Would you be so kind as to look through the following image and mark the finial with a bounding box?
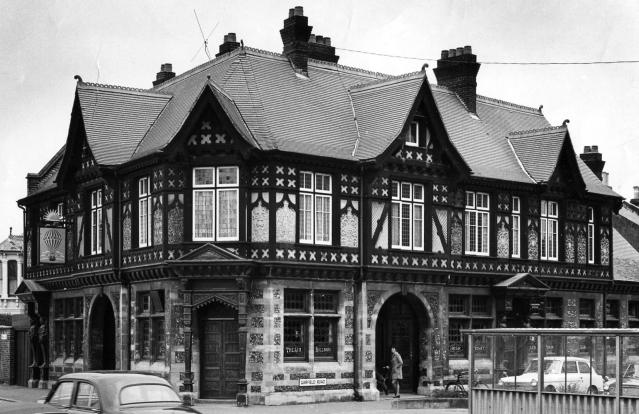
[538,105,543,113]
[421,63,429,71]
[74,75,83,83]
[562,119,570,126]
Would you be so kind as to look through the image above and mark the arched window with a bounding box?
[8,260,17,296]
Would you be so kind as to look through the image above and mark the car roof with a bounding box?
[57,371,170,386]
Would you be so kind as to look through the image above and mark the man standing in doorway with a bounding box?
[390,346,403,398]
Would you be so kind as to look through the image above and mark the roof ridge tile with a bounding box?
[477,94,543,115]
[350,71,424,91]
[152,48,241,90]
[509,125,567,137]
[81,82,167,96]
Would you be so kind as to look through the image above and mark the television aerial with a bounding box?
[192,10,219,62]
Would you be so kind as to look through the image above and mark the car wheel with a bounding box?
[588,386,598,395]
[544,385,556,392]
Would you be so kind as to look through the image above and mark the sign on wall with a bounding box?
[39,227,66,264]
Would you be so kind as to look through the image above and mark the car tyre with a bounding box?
[544,385,556,392]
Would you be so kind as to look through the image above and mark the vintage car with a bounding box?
[498,356,605,394]
[604,362,639,396]
[36,371,201,413]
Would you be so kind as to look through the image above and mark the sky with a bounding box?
[1,0,638,238]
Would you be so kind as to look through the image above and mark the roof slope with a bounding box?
[77,83,171,165]
[508,126,567,183]
[351,73,425,159]
[26,45,618,201]
[0,234,23,252]
[614,202,639,281]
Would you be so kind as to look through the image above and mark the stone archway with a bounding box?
[88,294,116,370]
[374,292,431,393]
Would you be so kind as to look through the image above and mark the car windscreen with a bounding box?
[524,359,558,374]
[119,384,181,405]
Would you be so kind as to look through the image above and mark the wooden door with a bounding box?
[200,305,240,399]
[15,330,31,386]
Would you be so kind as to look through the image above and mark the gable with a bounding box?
[493,273,550,291]
[546,131,586,193]
[174,243,245,261]
[166,83,259,160]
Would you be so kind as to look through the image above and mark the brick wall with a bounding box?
[0,326,15,384]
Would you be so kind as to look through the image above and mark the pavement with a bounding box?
[0,384,468,414]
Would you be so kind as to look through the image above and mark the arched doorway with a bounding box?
[88,294,116,370]
[199,301,240,399]
[375,293,428,393]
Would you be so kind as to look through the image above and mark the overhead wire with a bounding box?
[335,47,639,65]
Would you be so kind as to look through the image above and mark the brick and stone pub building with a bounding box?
[16,6,635,405]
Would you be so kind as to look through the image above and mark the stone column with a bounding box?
[236,277,248,406]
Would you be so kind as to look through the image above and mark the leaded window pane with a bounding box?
[193,190,215,239]
[217,189,238,239]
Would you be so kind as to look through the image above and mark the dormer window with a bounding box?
[406,122,419,147]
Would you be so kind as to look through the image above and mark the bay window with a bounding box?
[465,191,489,255]
[540,200,558,260]
[391,181,424,250]
[299,172,332,244]
[138,177,151,247]
[90,189,102,255]
[192,166,239,241]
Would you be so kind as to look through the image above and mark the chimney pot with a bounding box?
[228,32,236,42]
[580,144,606,180]
[9,227,12,236]
[324,37,331,46]
[464,45,472,54]
[153,63,176,86]
[591,145,599,152]
[456,47,464,55]
[309,34,316,43]
[602,171,609,186]
[441,50,449,59]
[449,48,456,57]
[315,35,323,44]
[294,6,304,16]
[634,186,639,200]
[289,8,294,17]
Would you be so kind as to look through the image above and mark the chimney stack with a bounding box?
[580,145,606,180]
[280,6,313,73]
[216,32,241,57]
[631,186,639,207]
[152,63,175,87]
[308,33,339,63]
[434,45,481,113]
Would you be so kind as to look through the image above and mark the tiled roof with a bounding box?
[613,201,639,281]
[508,126,567,182]
[28,145,65,196]
[33,45,616,200]
[77,83,171,165]
[0,234,23,252]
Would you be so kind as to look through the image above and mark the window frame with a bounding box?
[465,191,490,256]
[191,166,239,242]
[406,121,419,147]
[7,259,17,296]
[587,207,595,264]
[138,177,151,248]
[283,289,340,362]
[299,171,333,245]
[90,189,103,255]
[540,200,559,261]
[512,196,521,258]
[136,290,166,362]
[73,381,101,410]
[391,181,424,251]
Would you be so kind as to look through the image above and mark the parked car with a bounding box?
[498,356,605,394]
[604,362,639,396]
[36,371,201,413]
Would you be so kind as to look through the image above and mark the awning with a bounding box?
[14,279,49,303]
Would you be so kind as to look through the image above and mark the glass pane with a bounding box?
[194,167,214,186]
[313,291,337,313]
[314,318,336,359]
[401,183,411,200]
[391,182,399,199]
[300,172,313,190]
[75,382,100,408]
[620,335,639,397]
[299,194,313,241]
[193,190,215,239]
[413,204,423,249]
[49,381,74,407]
[284,290,306,312]
[413,184,423,201]
[283,317,306,360]
[401,203,410,247]
[391,203,400,246]
[217,189,238,238]
[473,334,493,389]
[217,166,238,185]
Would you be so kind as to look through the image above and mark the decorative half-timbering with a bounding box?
[16,6,625,407]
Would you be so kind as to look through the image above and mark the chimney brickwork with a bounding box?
[580,145,606,180]
[216,33,241,57]
[280,7,313,73]
[153,63,175,87]
[434,46,481,113]
[631,186,639,207]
